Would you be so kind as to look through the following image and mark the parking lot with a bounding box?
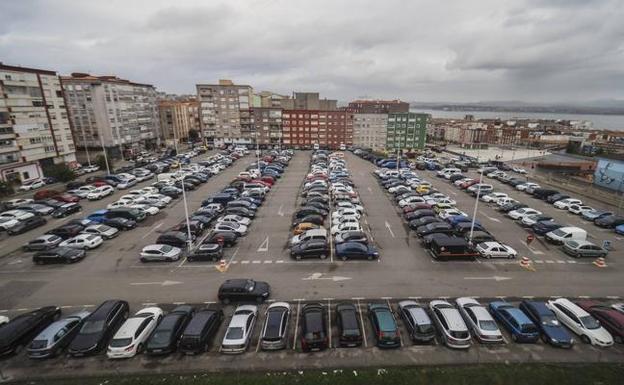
[0,150,623,380]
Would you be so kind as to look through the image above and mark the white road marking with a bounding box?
[464,276,512,282]
[355,299,368,348]
[327,298,332,348]
[276,260,284,264]
[278,204,284,217]
[257,236,269,252]
[252,260,261,264]
[263,260,272,264]
[130,280,182,286]
[241,261,250,264]
[141,221,163,239]
[385,221,395,238]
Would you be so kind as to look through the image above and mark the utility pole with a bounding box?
[468,169,484,243]
[172,128,193,251]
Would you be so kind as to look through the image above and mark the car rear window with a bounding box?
[376,311,396,332]
[263,311,283,340]
[226,327,244,340]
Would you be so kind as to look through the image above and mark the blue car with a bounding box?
[335,242,379,261]
[615,224,624,235]
[519,301,574,348]
[488,301,540,343]
[86,209,109,223]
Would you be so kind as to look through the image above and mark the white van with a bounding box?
[437,168,461,178]
[545,226,587,245]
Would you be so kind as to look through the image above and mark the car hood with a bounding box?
[69,332,102,352]
[543,325,572,342]
[589,327,614,343]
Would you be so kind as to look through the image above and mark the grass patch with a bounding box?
[10,363,624,385]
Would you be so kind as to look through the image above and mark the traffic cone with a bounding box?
[593,257,607,268]
[216,259,227,272]
[520,256,531,267]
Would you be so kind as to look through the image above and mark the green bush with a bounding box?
[0,180,14,197]
[95,154,114,173]
[43,164,76,182]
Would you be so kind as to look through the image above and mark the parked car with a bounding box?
[518,301,574,348]
[179,308,224,355]
[300,303,328,352]
[155,231,191,248]
[335,302,363,347]
[187,243,223,262]
[23,234,63,252]
[290,239,330,260]
[0,306,61,357]
[397,300,435,343]
[140,244,182,262]
[51,203,82,218]
[489,302,540,343]
[335,241,379,261]
[59,234,103,250]
[456,297,503,343]
[67,300,130,357]
[476,242,517,259]
[562,240,608,258]
[218,279,270,304]
[33,247,86,265]
[576,301,624,344]
[429,300,470,349]
[107,307,164,359]
[27,311,90,358]
[547,298,614,347]
[221,305,257,354]
[259,302,291,351]
[145,305,194,356]
[368,303,401,348]
[6,216,46,235]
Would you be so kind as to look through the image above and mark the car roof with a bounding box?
[437,308,467,331]
[115,316,147,338]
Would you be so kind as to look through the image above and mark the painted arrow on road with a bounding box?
[257,236,269,252]
[463,276,512,282]
[385,221,395,238]
[302,272,351,282]
[130,280,182,287]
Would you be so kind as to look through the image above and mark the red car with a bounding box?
[249,179,272,188]
[34,189,61,200]
[576,301,624,343]
[259,176,275,186]
[403,203,433,214]
[53,193,80,203]
[460,180,478,189]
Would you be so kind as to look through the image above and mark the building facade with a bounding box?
[158,99,200,146]
[281,110,353,149]
[348,99,409,114]
[196,79,253,146]
[62,73,160,159]
[251,107,282,147]
[386,112,428,150]
[353,113,388,151]
[0,63,77,183]
[279,92,337,111]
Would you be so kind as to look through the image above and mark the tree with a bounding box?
[188,129,200,143]
[0,181,14,197]
[95,154,114,173]
[43,164,76,182]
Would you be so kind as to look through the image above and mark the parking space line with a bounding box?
[241,261,250,264]
[292,300,301,351]
[355,299,368,348]
[176,257,187,268]
[327,298,332,348]
[226,247,240,268]
[252,260,261,264]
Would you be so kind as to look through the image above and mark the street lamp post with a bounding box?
[468,169,484,243]
[172,128,194,251]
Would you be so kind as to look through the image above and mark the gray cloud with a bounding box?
[1,0,623,103]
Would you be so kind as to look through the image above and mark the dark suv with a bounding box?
[300,303,328,352]
[68,300,129,356]
[0,306,60,356]
[178,308,223,355]
[217,279,270,304]
[336,302,363,347]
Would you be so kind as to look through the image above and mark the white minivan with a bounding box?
[545,226,587,245]
[437,168,461,179]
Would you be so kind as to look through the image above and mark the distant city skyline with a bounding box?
[2,0,623,103]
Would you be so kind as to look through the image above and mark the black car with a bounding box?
[225,207,255,219]
[464,230,496,244]
[546,193,569,203]
[519,301,574,348]
[156,231,191,248]
[498,202,528,213]
[51,203,82,218]
[292,215,324,227]
[218,279,270,304]
[404,209,436,222]
[300,303,328,352]
[7,216,47,235]
[171,220,205,238]
[46,224,84,239]
[294,207,326,220]
[368,304,401,348]
[532,220,562,235]
[305,201,329,211]
[34,199,64,209]
[187,243,223,262]
[178,308,223,355]
[146,305,194,356]
[205,231,238,247]
[453,222,486,236]
[595,215,624,228]
[408,216,440,230]
[33,247,86,265]
[336,302,363,347]
[0,306,60,356]
[66,181,85,190]
[421,233,455,249]
[290,239,329,260]
[533,188,559,200]
[67,300,129,357]
[160,186,181,198]
[101,217,137,230]
[416,222,454,237]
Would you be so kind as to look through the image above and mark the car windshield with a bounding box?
[541,315,560,326]
[160,245,173,253]
[245,280,256,292]
[580,315,600,330]
[80,320,105,334]
[150,330,172,344]
[478,319,499,331]
[551,229,566,237]
[226,327,244,340]
[109,337,133,348]
[417,323,435,334]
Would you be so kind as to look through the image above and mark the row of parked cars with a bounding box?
[444,166,611,258]
[2,289,623,360]
[289,151,378,261]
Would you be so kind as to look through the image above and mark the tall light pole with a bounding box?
[468,169,484,243]
[80,126,92,167]
[172,126,194,251]
[99,129,110,175]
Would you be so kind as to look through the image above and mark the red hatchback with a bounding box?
[403,203,433,214]
[53,193,80,203]
[34,189,61,200]
[576,301,624,343]
[460,180,478,189]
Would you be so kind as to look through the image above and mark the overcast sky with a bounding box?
[1,0,623,103]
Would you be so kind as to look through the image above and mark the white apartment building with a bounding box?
[353,113,388,151]
[196,79,253,146]
[0,63,76,183]
[62,73,160,159]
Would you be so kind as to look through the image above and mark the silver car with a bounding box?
[81,224,120,240]
[22,234,63,252]
[260,302,290,350]
[221,305,257,354]
[27,311,90,358]
[456,297,503,343]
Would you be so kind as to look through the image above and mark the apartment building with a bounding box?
[348,99,409,114]
[353,113,388,151]
[196,79,253,146]
[282,110,353,149]
[251,107,282,147]
[279,92,337,111]
[62,73,160,158]
[386,112,428,150]
[158,99,200,145]
[253,91,288,108]
[0,63,77,183]
[443,122,489,148]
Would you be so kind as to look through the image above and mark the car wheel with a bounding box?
[487,254,492,259]
[137,343,144,354]
[140,258,147,263]
[581,335,591,344]
[256,296,264,304]
[367,255,374,260]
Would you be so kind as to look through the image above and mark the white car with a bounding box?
[399,196,425,208]
[81,224,120,239]
[59,234,104,249]
[83,165,100,173]
[140,244,182,262]
[521,214,552,227]
[144,193,172,205]
[512,167,527,174]
[481,192,507,203]
[214,221,248,236]
[0,315,9,326]
[427,197,456,206]
[217,215,251,227]
[388,185,410,194]
[107,200,131,209]
[221,305,257,354]
[87,185,115,200]
[68,185,97,198]
[0,217,20,231]
[516,182,539,191]
[0,209,35,221]
[475,242,517,259]
[331,208,360,220]
[127,189,148,198]
[438,209,467,220]
[508,208,542,220]
[137,187,160,195]
[119,194,142,202]
[496,197,517,207]
[334,201,364,213]
[131,204,159,216]
[554,198,583,210]
[568,204,593,215]
[18,179,45,191]
[547,298,614,347]
[107,307,164,359]
[330,222,362,236]
[5,198,34,208]
[456,297,503,343]
[331,215,359,226]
